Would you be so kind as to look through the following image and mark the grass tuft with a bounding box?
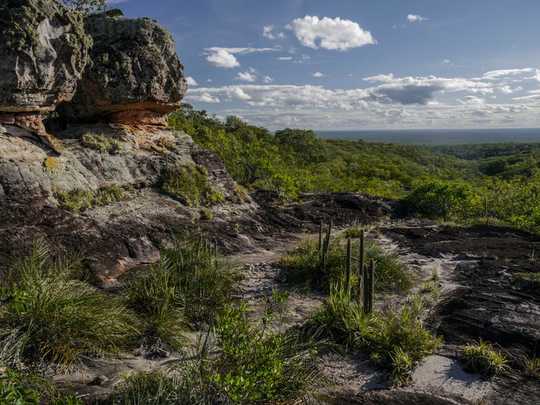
[55,185,128,213]
[0,241,137,369]
[461,340,508,376]
[309,284,441,384]
[280,235,413,294]
[81,133,122,154]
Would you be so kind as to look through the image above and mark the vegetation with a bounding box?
[170,106,540,234]
[55,185,128,213]
[61,0,106,13]
[0,241,137,369]
[81,133,122,154]
[461,340,508,376]
[279,234,413,293]
[103,304,321,404]
[160,163,224,207]
[309,284,441,384]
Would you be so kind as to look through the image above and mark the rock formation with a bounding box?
[0,0,90,150]
[58,9,188,126]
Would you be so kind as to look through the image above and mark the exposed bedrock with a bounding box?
[0,0,90,148]
[58,9,188,125]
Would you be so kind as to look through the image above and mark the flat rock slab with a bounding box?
[412,355,492,403]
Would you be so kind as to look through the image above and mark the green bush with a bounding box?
[401,180,481,221]
[0,369,82,405]
[81,133,122,154]
[211,304,320,403]
[0,242,137,369]
[55,185,128,213]
[309,284,441,384]
[461,340,508,376]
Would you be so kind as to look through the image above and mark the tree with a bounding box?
[61,0,106,13]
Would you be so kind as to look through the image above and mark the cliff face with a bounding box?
[0,4,254,285]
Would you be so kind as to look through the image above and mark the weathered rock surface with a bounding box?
[0,0,89,112]
[0,123,256,284]
[59,10,187,124]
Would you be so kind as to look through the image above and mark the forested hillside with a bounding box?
[170,106,540,233]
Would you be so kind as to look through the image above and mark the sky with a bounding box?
[109,0,540,130]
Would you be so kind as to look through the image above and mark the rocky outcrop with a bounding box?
[0,0,90,149]
[58,10,187,125]
[0,122,257,285]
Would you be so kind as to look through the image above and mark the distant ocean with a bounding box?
[316,128,540,145]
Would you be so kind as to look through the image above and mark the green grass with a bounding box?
[279,234,413,294]
[0,369,82,404]
[309,284,441,384]
[461,340,508,376]
[0,241,137,369]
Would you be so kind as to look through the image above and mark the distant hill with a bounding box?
[317,128,540,145]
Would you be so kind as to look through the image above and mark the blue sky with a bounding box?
[111,0,540,130]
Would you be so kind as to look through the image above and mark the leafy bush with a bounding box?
[211,304,320,403]
[401,180,481,220]
[280,235,413,293]
[309,284,441,384]
[461,340,508,376]
[0,369,82,404]
[0,242,137,369]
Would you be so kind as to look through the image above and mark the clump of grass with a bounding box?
[309,284,441,384]
[523,357,540,379]
[0,241,138,369]
[55,185,128,213]
[125,238,237,331]
[461,340,508,376]
[81,133,122,154]
[199,207,214,221]
[280,236,413,294]
[161,163,224,207]
[125,261,186,351]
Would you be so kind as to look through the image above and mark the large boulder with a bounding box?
[59,10,188,125]
[0,0,90,145]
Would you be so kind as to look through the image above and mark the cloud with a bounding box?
[204,47,277,68]
[263,75,274,83]
[263,25,285,40]
[289,16,375,51]
[278,56,293,61]
[236,70,257,82]
[407,14,428,23]
[186,77,198,87]
[442,59,452,65]
[313,72,325,78]
[482,68,534,80]
[185,69,540,129]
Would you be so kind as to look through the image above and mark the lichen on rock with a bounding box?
[59,9,188,125]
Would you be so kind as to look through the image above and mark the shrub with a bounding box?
[81,133,122,154]
[0,369,82,404]
[309,284,441,384]
[161,163,222,207]
[211,304,321,403]
[280,236,413,293]
[0,242,137,369]
[461,340,508,376]
[523,357,540,380]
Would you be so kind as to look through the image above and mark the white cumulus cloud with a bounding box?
[236,70,257,82]
[313,72,325,78]
[204,47,277,68]
[186,77,198,87]
[263,25,285,40]
[407,14,428,23]
[289,16,375,51]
